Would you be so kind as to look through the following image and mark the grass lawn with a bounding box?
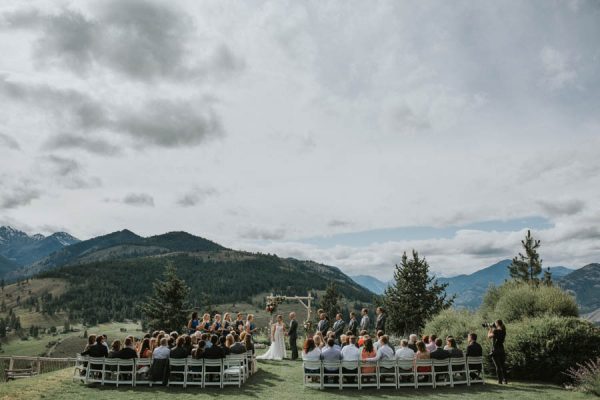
[0,358,591,400]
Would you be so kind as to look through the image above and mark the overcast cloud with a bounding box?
[0,0,599,279]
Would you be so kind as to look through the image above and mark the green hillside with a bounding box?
[559,263,600,313]
[38,251,373,325]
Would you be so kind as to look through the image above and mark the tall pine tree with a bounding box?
[140,262,190,332]
[508,230,545,285]
[383,250,453,335]
[320,282,341,321]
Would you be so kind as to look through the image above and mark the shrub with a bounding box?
[481,282,578,322]
[505,316,600,383]
[422,309,482,346]
[565,357,600,396]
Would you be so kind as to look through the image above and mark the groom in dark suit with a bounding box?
[287,312,299,360]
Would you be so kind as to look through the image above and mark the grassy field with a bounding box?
[0,357,591,400]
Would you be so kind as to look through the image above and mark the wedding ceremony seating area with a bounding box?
[302,356,484,390]
[73,351,256,388]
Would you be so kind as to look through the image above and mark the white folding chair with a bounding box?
[467,356,484,385]
[302,360,322,389]
[223,355,245,387]
[85,357,105,384]
[246,351,256,375]
[322,361,341,389]
[433,359,451,387]
[415,359,434,388]
[134,358,152,386]
[377,359,397,389]
[203,359,223,388]
[359,360,378,389]
[340,360,359,389]
[186,358,203,387]
[101,359,118,386]
[397,359,416,388]
[116,359,134,387]
[73,355,88,382]
[450,357,468,386]
[168,358,187,387]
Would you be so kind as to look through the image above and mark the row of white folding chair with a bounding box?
[303,357,484,390]
[77,353,254,388]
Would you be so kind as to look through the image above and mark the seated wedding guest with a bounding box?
[102,334,109,351]
[193,340,206,359]
[321,338,342,362]
[395,339,416,360]
[167,336,175,349]
[183,334,193,356]
[240,331,254,354]
[339,334,348,348]
[365,335,394,362]
[340,335,360,362]
[313,334,324,349]
[302,338,321,378]
[201,333,212,348]
[408,334,418,352]
[374,330,384,350]
[219,335,231,356]
[203,335,225,359]
[246,314,257,335]
[188,312,200,334]
[149,338,157,353]
[360,338,377,375]
[139,338,152,358]
[229,334,247,354]
[466,333,483,357]
[81,335,108,357]
[422,335,430,348]
[430,338,450,360]
[443,335,454,350]
[82,335,96,353]
[358,331,368,347]
[201,313,212,333]
[119,337,138,359]
[415,341,432,373]
[108,340,121,358]
[152,338,171,359]
[427,334,437,352]
[446,337,463,358]
[170,336,188,359]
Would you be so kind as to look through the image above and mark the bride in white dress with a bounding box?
[257,314,287,360]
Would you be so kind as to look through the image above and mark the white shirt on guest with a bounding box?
[426,341,436,352]
[341,344,360,361]
[152,345,170,359]
[302,347,321,361]
[366,344,395,362]
[395,346,415,360]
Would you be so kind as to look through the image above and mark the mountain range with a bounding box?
[352,260,592,310]
[0,226,79,267]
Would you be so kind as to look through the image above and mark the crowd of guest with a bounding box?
[81,312,256,361]
[302,328,483,381]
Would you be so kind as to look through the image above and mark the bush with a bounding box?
[505,316,600,383]
[481,282,578,322]
[565,357,600,396]
[422,309,483,346]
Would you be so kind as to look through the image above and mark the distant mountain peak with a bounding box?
[31,233,46,241]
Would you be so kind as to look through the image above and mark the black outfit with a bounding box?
[466,342,483,358]
[332,319,345,341]
[81,343,108,358]
[230,342,247,354]
[448,348,463,358]
[491,328,507,384]
[430,348,450,360]
[407,343,417,352]
[203,345,225,359]
[375,313,386,333]
[170,346,188,359]
[288,319,299,360]
[348,318,358,336]
[119,347,138,359]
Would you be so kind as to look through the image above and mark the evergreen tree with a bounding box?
[543,267,553,286]
[321,282,342,321]
[383,250,454,335]
[139,262,190,332]
[0,319,6,337]
[508,230,544,285]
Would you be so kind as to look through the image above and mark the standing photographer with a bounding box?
[487,319,507,384]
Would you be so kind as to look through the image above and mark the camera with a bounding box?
[482,322,497,329]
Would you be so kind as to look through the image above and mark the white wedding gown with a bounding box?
[257,322,286,360]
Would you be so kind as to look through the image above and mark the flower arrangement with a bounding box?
[265,295,286,314]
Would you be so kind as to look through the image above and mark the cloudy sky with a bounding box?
[1,0,599,279]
